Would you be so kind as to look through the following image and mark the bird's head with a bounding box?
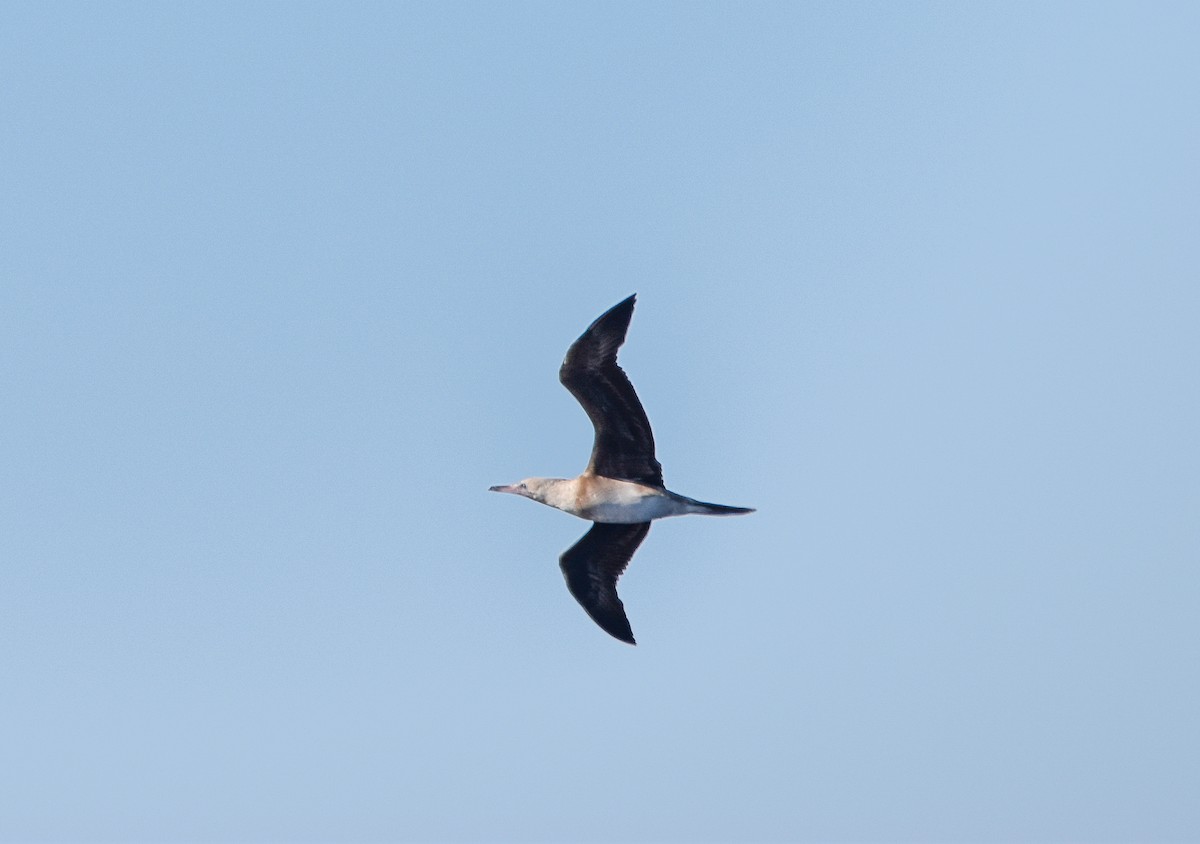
[488,477,560,504]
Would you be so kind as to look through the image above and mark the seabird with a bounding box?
[490,295,754,645]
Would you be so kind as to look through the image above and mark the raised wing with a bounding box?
[559,521,651,645]
[559,294,664,487]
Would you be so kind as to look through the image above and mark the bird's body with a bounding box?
[492,475,751,524]
[490,294,753,644]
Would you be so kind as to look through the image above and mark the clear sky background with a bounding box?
[2,3,1198,842]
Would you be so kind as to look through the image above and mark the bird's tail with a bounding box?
[672,493,755,516]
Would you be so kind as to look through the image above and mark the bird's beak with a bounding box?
[489,484,518,494]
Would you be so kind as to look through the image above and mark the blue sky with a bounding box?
[2,2,1198,841]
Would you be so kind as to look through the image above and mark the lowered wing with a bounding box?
[559,521,651,645]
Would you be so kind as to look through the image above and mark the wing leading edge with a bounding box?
[559,521,651,645]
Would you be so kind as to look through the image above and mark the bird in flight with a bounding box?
[490,295,754,645]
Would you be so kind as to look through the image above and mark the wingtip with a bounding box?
[611,293,636,313]
[609,293,636,314]
[594,622,637,646]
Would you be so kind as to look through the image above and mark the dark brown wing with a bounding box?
[559,294,664,487]
[559,521,651,645]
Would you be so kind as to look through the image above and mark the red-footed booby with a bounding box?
[490,295,754,645]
